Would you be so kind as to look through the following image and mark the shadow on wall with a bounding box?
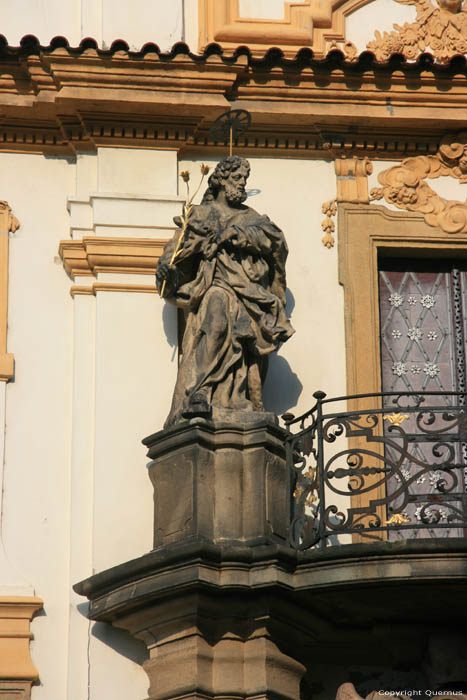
[263,288,302,415]
[91,620,149,665]
[162,301,178,362]
[76,601,148,664]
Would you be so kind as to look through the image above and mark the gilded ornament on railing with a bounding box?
[385,513,411,525]
[370,131,467,235]
[293,467,319,507]
[383,412,409,426]
[367,0,467,63]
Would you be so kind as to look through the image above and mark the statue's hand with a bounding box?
[156,262,179,294]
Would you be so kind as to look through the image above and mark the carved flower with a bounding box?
[392,361,408,376]
[427,331,438,340]
[405,45,419,59]
[387,186,401,203]
[429,37,444,51]
[369,187,384,201]
[322,199,337,217]
[402,24,420,46]
[408,296,417,305]
[389,292,404,307]
[456,40,467,54]
[391,329,402,338]
[411,365,422,373]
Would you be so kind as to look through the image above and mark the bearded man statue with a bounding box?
[156,156,295,428]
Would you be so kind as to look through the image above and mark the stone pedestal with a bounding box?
[142,417,289,548]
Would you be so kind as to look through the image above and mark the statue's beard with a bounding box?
[225,183,247,205]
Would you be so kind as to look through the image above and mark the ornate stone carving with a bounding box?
[371,131,467,234]
[156,156,294,427]
[321,199,337,248]
[321,158,372,248]
[367,0,467,63]
[0,201,19,234]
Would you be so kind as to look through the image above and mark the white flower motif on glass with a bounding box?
[416,474,426,484]
[408,296,417,305]
[411,365,421,374]
[423,362,439,378]
[407,327,423,341]
[392,361,408,376]
[395,468,411,483]
[391,329,402,339]
[389,293,404,307]
[427,331,438,341]
[428,470,443,489]
[415,505,448,523]
[420,294,435,309]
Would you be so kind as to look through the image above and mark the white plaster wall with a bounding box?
[0,152,75,700]
[92,290,176,572]
[2,0,184,51]
[179,156,346,416]
[346,0,417,54]
[239,0,287,19]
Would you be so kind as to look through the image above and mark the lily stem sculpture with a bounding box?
[160,164,210,299]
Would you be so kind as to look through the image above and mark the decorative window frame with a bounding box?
[198,0,371,58]
[338,202,467,519]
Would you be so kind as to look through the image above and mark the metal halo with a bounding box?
[209,109,251,143]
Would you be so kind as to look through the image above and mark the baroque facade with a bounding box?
[0,1,466,699]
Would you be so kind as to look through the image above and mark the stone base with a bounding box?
[143,418,288,548]
[0,680,32,699]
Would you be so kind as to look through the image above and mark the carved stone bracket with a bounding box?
[0,596,43,700]
[371,131,467,234]
[59,236,169,296]
[367,0,467,63]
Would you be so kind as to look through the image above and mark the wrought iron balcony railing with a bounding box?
[283,391,467,550]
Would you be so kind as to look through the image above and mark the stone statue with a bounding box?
[156,156,294,427]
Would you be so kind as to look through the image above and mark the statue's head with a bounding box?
[204,156,250,205]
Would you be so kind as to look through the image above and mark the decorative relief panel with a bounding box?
[199,0,370,57]
[367,0,467,62]
[0,202,18,382]
[321,157,372,247]
[371,131,467,235]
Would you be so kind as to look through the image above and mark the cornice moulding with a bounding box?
[59,236,169,279]
[0,47,466,157]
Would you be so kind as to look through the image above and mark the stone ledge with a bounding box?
[74,538,467,627]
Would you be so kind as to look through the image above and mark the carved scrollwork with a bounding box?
[0,201,19,233]
[367,0,467,63]
[371,131,467,235]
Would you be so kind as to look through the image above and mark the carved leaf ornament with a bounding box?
[370,132,467,235]
[367,0,467,63]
